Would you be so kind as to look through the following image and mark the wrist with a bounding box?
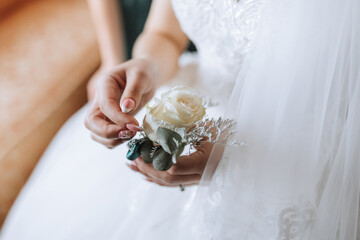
[134,55,160,88]
[101,59,123,70]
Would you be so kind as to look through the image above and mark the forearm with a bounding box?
[132,0,188,88]
[133,32,184,87]
[87,0,125,66]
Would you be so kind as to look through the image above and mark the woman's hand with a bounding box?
[84,58,156,148]
[128,142,213,186]
[85,0,189,149]
[87,65,111,101]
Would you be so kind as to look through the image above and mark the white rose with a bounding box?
[143,86,206,142]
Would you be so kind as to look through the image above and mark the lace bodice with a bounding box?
[171,0,267,98]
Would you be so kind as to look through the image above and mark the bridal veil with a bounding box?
[180,0,360,239]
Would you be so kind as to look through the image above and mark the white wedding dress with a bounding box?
[0,0,261,239]
[1,0,360,239]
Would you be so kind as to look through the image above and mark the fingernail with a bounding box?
[118,130,136,139]
[121,98,135,113]
[126,124,144,132]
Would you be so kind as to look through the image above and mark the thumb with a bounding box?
[120,72,149,114]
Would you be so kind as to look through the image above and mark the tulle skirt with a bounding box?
[0,103,199,239]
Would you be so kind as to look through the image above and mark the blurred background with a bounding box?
[0,0,155,228]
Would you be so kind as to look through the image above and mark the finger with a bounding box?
[85,112,122,139]
[134,158,165,180]
[143,170,200,187]
[168,142,213,175]
[126,162,168,186]
[126,162,140,172]
[90,134,127,148]
[168,152,205,175]
[120,69,151,113]
[145,178,167,186]
[145,178,199,188]
[127,161,198,187]
[135,158,201,186]
[127,163,161,184]
[98,74,139,128]
[145,177,175,187]
[152,174,201,186]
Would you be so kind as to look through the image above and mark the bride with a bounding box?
[1,0,359,239]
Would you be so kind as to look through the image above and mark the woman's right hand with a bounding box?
[84,58,156,148]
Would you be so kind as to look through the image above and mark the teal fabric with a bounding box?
[120,0,152,59]
[119,0,196,60]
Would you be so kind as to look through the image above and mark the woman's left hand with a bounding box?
[127,142,213,187]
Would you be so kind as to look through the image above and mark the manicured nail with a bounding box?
[118,130,136,139]
[121,98,135,113]
[126,124,143,132]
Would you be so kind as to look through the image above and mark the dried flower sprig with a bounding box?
[185,116,237,151]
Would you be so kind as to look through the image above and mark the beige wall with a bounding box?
[0,0,100,227]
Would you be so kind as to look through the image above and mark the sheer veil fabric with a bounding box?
[180,0,360,239]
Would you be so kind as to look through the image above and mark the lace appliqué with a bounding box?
[171,0,267,78]
[278,207,315,240]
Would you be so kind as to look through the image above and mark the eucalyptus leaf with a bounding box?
[176,143,185,157]
[156,127,183,155]
[152,148,173,171]
[140,139,155,164]
[173,143,185,163]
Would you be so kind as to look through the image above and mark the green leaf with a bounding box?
[152,148,173,171]
[140,138,155,164]
[175,143,185,159]
[156,127,183,155]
